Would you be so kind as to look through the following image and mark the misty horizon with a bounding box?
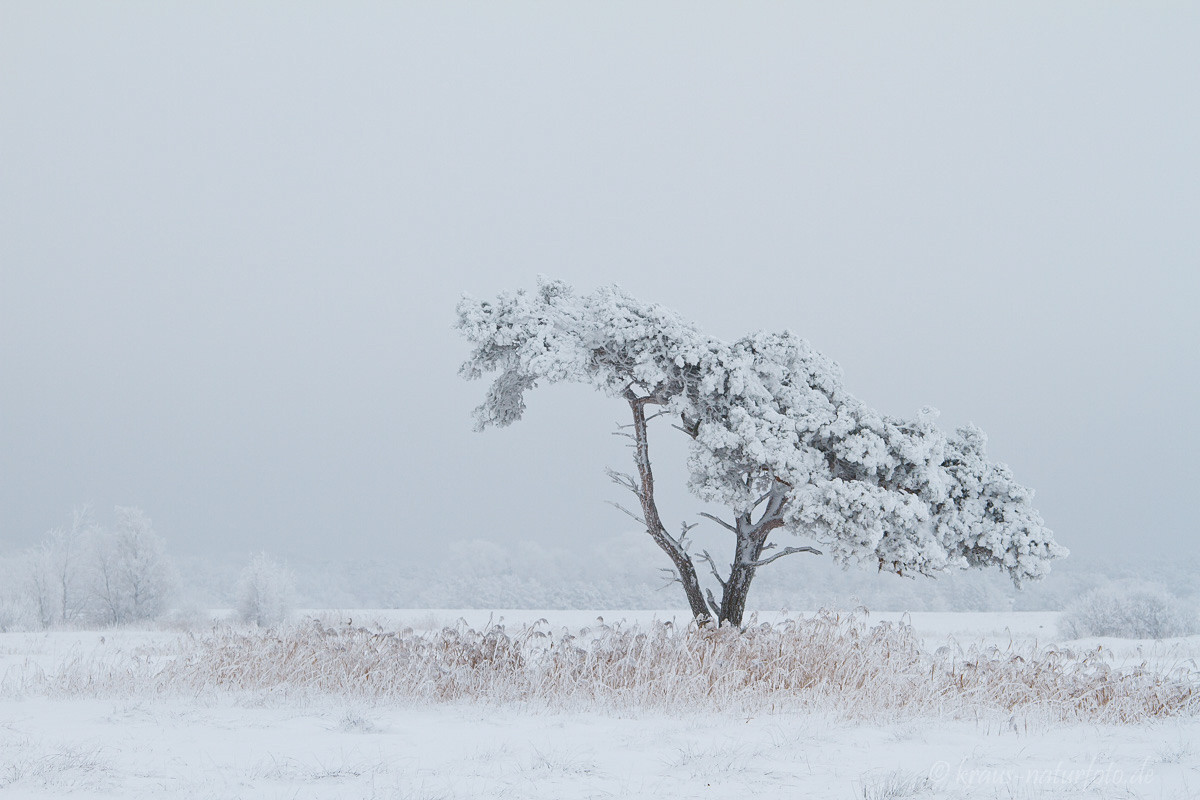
[3,4,1197,575]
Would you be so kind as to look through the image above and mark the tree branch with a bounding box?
[697,549,727,588]
[698,512,738,534]
[605,468,640,496]
[754,483,790,529]
[605,500,646,527]
[657,567,681,589]
[705,588,722,617]
[679,413,700,439]
[677,521,698,550]
[743,545,823,569]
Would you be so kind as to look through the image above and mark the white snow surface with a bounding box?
[2,610,1197,799]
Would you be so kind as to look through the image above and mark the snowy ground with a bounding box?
[2,611,1198,799]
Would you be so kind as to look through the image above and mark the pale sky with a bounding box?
[2,3,1197,567]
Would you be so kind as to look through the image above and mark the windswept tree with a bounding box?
[456,279,1066,625]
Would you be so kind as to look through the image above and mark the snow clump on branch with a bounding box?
[456,278,1066,587]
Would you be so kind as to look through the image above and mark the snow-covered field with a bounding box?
[2,611,1198,799]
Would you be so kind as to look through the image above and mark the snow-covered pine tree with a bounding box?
[456,278,1066,625]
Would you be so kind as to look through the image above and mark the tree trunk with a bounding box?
[623,404,815,627]
[717,514,769,626]
[627,395,711,623]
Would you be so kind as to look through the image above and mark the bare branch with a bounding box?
[677,521,698,550]
[604,468,640,495]
[744,545,823,569]
[658,521,686,552]
[605,500,645,527]
[657,567,682,590]
[698,512,737,534]
[697,549,727,588]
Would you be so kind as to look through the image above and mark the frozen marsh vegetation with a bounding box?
[1059,582,1200,640]
[2,610,1198,799]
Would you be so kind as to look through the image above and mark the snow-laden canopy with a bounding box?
[457,278,1065,587]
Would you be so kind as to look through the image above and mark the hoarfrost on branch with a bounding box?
[456,278,1065,624]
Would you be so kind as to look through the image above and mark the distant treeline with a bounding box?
[172,535,1199,615]
[4,515,1197,627]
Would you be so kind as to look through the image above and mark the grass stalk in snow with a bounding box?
[5,610,1196,723]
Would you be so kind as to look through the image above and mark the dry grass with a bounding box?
[6,611,1197,723]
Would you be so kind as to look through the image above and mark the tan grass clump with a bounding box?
[8,611,1197,723]
[153,611,1197,722]
[929,641,1197,723]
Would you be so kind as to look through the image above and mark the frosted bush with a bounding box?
[0,597,37,632]
[236,552,296,627]
[1058,582,1199,640]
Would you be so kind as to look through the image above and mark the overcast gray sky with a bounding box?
[2,3,1197,567]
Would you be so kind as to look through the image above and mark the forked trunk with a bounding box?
[624,398,816,627]
[718,573,754,626]
[716,516,769,626]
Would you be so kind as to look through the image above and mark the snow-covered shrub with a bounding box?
[0,553,35,631]
[235,552,296,627]
[0,596,37,632]
[1058,582,1199,640]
